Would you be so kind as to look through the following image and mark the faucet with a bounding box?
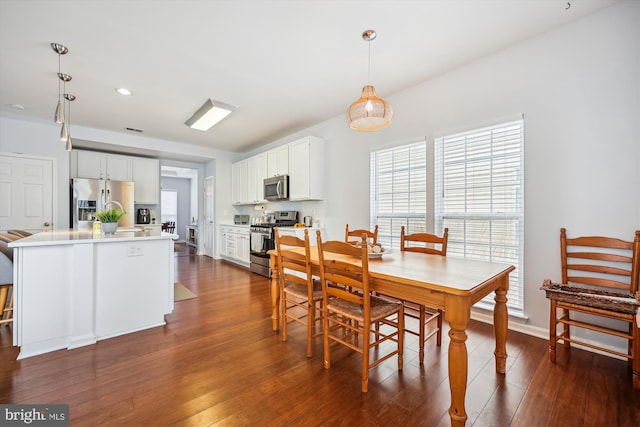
[104,200,125,212]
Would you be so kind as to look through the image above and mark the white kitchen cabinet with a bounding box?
[288,136,324,200]
[219,224,250,267]
[233,153,267,205]
[131,157,160,204]
[236,227,250,264]
[246,153,268,204]
[73,150,132,181]
[231,160,248,205]
[267,145,289,177]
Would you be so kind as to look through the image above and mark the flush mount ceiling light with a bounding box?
[51,43,68,124]
[346,29,393,132]
[185,99,237,131]
[116,88,132,96]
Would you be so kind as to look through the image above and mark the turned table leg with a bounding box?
[493,277,509,373]
[445,296,470,427]
[269,254,280,332]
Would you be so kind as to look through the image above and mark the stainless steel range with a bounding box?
[249,210,298,277]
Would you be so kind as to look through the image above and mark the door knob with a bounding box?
[44,221,51,227]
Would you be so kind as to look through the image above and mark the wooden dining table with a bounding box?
[269,246,515,427]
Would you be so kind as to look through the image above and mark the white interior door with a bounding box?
[0,154,54,233]
[204,176,214,257]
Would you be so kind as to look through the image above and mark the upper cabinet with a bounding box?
[231,160,248,205]
[247,152,268,204]
[71,150,160,205]
[231,137,323,204]
[233,153,267,205]
[288,136,324,201]
[267,145,289,177]
[73,150,131,181]
[131,157,160,204]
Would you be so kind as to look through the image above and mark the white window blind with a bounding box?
[435,119,525,311]
[161,190,178,223]
[370,140,427,250]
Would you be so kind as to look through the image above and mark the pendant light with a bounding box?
[346,29,393,132]
[61,94,75,150]
[51,43,68,124]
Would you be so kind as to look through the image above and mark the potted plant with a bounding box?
[94,208,126,235]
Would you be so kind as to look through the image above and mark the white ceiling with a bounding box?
[0,0,619,154]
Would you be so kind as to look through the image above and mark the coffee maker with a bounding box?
[137,208,150,224]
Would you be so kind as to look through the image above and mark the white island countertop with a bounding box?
[9,227,176,359]
[8,228,176,248]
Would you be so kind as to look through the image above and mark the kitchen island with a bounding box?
[8,228,175,359]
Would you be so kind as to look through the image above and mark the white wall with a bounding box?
[0,116,70,229]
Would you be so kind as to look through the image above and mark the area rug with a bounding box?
[174,282,197,302]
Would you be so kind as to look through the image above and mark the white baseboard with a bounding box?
[470,309,628,361]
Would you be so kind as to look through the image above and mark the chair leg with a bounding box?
[549,300,557,363]
[306,301,314,358]
[562,307,570,350]
[281,293,288,343]
[436,309,443,346]
[323,307,331,369]
[362,320,370,393]
[398,306,404,371]
[632,323,639,389]
[418,305,426,364]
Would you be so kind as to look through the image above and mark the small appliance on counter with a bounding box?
[137,208,150,224]
[234,214,249,224]
[304,216,313,227]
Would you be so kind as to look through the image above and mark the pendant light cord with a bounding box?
[367,41,371,85]
[57,54,61,101]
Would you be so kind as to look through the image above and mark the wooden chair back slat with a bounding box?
[567,251,632,263]
[345,224,378,246]
[400,227,448,255]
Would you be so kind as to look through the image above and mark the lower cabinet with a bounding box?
[219,225,250,267]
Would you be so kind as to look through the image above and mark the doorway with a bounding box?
[161,166,200,249]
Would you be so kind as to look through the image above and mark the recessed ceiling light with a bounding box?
[11,103,25,110]
[116,88,132,96]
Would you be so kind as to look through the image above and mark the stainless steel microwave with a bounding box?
[264,175,289,201]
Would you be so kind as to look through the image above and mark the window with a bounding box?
[370,140,427,250]
[161,190,178,224]
[435,119,524,311]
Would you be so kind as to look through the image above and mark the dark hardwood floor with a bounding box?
[1,252,638,426]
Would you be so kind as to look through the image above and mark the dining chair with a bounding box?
[275,227,323,357]
[0,233,20,243]
[542,228,640,389]
[400,226,448,364]
[316,231,403,392]
[0,240,14,326]
[345,224,378,246]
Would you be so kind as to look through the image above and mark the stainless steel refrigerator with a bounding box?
[71,178,135,230]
